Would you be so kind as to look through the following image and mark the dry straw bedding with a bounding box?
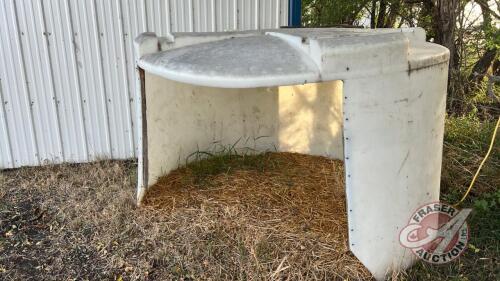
[0,152,371,280]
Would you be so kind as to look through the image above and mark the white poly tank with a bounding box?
[134,28,450,280]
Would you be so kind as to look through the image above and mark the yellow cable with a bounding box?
[454,116,500,206]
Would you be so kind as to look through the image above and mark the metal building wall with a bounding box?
[0,0,289,169]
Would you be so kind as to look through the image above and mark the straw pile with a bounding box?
[144,152,370,280]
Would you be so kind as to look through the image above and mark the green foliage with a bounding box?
[474,189,500,212]
[478,0,500,50]
[483,25,499,50]
[302,0,369,27]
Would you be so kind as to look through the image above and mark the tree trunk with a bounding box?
[432,0,459,70]
[493,59,500,76]
[370,0,377,28]
[469,48,498,84]
[376,0,387,28]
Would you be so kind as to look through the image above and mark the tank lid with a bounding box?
[136,28,449,88]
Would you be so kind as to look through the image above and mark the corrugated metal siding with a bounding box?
[0,0,288,169]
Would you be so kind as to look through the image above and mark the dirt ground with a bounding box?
[0,153,372,280]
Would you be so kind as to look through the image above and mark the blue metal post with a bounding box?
[288,0,302,27]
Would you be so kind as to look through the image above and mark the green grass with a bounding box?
[184,144,278,185]
[441,115,499,203]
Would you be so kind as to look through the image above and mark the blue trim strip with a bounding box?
[288,0,301,27]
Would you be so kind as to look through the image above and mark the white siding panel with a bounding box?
[280,0,288,26]
[75,0,113,159]
[0,79,13,168]
[0,0,39,167]
[43,0,88,162]
[0,0,288,169]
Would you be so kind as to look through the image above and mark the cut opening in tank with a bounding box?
[142,73,345,188]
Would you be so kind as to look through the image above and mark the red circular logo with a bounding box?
[399,202,470,264]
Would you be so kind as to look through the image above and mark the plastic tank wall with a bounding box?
[0,0,289,169]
